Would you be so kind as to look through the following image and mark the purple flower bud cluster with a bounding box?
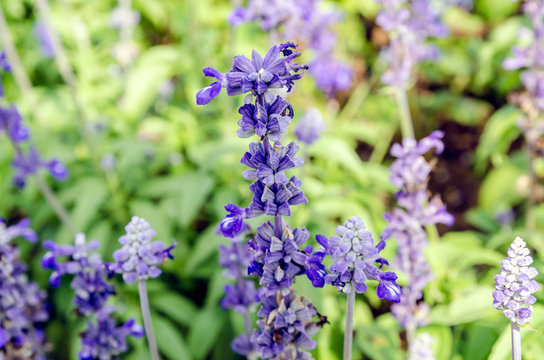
[382,131,454,330]
[493,237,540,326]
[294,108,326,146]
[198,42,325,359]
[0,56,68,188]
[42,233,144,359]
[252,290,321,359]
[0,218,48,360]
[228,0,353,97]
[376,0,448,88]
[110,216,176,284]
[308,216,401,302]
[503,0,544,143]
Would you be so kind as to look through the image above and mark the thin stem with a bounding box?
[511,322,521,360]
[34,176,76,236]
[138,280,160,360]
[0,6,38,108]
[394,86,415,139]
[243,311,252,338]
[343,291,355,360]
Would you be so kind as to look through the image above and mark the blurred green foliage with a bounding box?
[1,0,543,359]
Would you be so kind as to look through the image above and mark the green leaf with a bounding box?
[154,315,193,360]
[187,308,226,360]
[429,286,496,325]
[152,292,198,327]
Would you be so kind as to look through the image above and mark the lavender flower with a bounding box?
[294,108,326,145]
[11,147,68,188]
[34,20,55,58]
[110,216,176,283]
[1,218,48,359]
[493,237,540,326]
[383,131,453,338]
[237,95,293,141]
[42,233,143,359]
[79,306,144,360]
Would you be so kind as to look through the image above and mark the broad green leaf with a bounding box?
[152,292,198,327]
[188,308,226,360]
[154,315,192,360]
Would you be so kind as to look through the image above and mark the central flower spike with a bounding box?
[196,42,308,105]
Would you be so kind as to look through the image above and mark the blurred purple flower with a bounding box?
[111,216,176,283]
[294,108,326,145]
[493,237,540,325]
[33,20,55,58]
[0,105,30,143]
[11,147,68,188]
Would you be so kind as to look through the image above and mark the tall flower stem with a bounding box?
[394,86,415,139]
[511,322,521,360]
[343,291,355,360]
[138,280,160,360]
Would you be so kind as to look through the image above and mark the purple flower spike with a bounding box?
[294,108,326,146]
[34,21,55,58]
[11,147,69,188]
[493,237,540,326]
[0,105,30,143]
[111,216,176,283]
[78,306,143,360]
[1,218,48,359]
[314,216,400,301]
[196,67,226,105]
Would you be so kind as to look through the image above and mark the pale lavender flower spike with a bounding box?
[407,333,435,360]
[294,108,326,146]
[111,216,176,283]
[493,236,540,326]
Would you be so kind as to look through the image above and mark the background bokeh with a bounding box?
[1,0,544,359]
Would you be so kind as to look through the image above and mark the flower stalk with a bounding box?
[343,290,355,360]
[511,321,521,360]
[138,279,160,360]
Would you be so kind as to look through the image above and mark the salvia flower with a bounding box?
[0,218,48,359]
[493,236,540,326]
[0,105,30,143]
[383,131,453,332]
[79,306,144,360]
[311,216,401,302]
[251,290,321,359]
[294,108,326,145]
[11,147,68,188]
[196,42,308,105]
[42,234,115,315]
[237,95,293,141]
[111,216,176,283]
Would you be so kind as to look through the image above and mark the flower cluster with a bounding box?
[382,131,454,330]
[493,236,540,326]
[503,0,544,146]
[42,233,143,359]
[376,0,448,88]
[309,216,401,302]
[0,54,68,187]
[252,290,321,359]
[228,0,352,97]
[0,218,48,360]
[294,108,326,146]
[199,42,325,359]
[110,216,176,284]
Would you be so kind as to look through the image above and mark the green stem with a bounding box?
[394,86,414,139]
[511,321,521,360]
[343,291,355,360]
[138,280,160,360]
